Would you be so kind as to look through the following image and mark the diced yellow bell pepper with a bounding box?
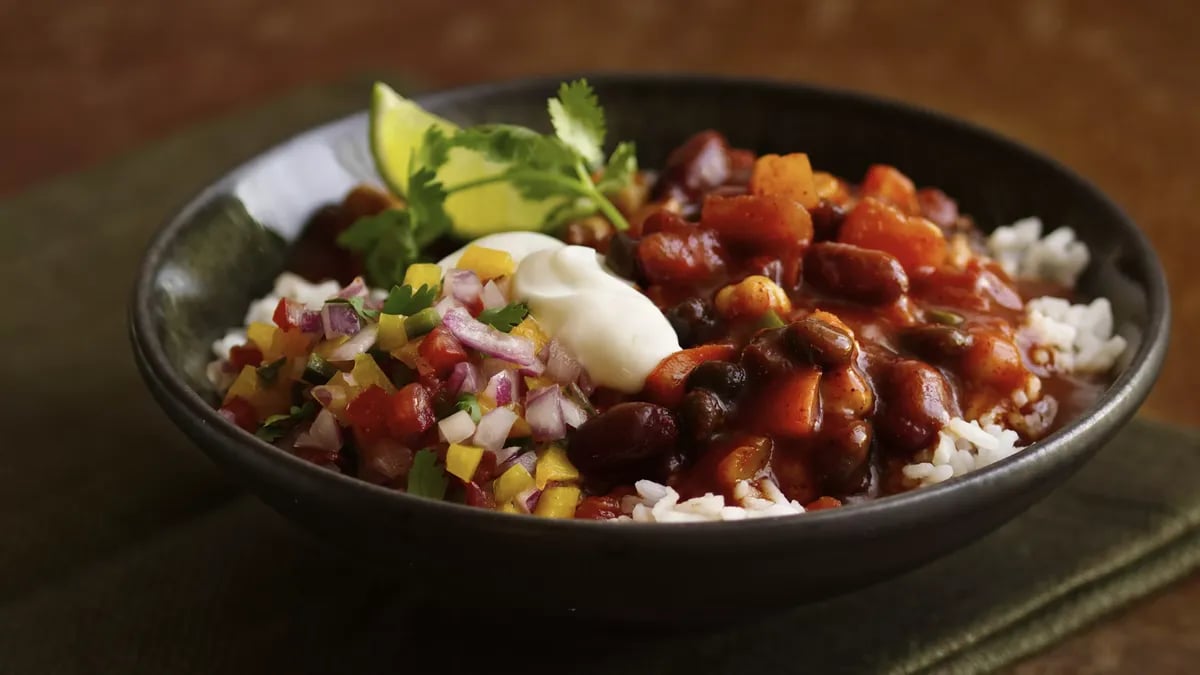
[535,445,581,489]
[403,263,443,290]
[456,245,515,280]
[493,464,535,504]
[524,375,553,391]
[446,444,485,482]
[534,486,580,519]
[377,313,408,352]
[390,340,421,368]
[315,371,356,423]
[510,317,550,355]
[246,322,277,352]
[266,328,312,361]
[223,365,292,421]
[507,404,532,438]
[350,353,396,394]
[498,502,520,514]
[313,336,350,361]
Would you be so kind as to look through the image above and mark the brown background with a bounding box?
[4,0,1197,671]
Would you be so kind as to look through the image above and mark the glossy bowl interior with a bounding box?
[130,74,1169,616]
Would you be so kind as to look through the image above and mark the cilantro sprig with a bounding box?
[407,448,449,500]
[338,79,638,288]
[476,302,530,333]
[382,283,438,315]
[256,402,318,442]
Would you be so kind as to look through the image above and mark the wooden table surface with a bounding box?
[5,0,1197,671]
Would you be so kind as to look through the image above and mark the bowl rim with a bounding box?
[129,71,1171,542]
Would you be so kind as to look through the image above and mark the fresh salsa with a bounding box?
[207,81,1126,522]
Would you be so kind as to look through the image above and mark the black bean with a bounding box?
[900,325,972,361]
[741,327,794,377]
[685,360,748,401]
[604,231,642,282]
[785,316,855,369]
[665,297,719,348]
[680,389,728,442]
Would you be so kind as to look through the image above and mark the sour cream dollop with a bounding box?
[438,233,681,393]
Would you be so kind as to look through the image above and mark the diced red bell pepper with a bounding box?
[220,396,259,433]
[387,382,436,438]
[462,481,496,509]
[643,343,739,408]
[227,344,263,372]
[417,325,469,378]
[345,385,391,441]
[575,495,624,520]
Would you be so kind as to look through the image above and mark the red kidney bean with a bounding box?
[785,315,856,369]
[653,130,732,201]
[804,242,910,305]
[900,325,973,361]
[875,360,957,453]
[679,389,728,442]
[917,188,959,230]
[567,403,679,478]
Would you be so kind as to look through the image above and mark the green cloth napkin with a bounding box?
[0,78,1196,674]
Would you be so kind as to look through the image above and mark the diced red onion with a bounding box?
[480,280,508,310]
[336,276,368,299]
[434,296,464,318]
[217,408,236,425]
[446,361,481,395]
[473,406,518,452]
[483,369,518,406]
[560,396,589,429]
[295,408,343,452]
[444,269,483,305]
[545,339,583,384]
[519,359,546,377]
[321,302,362,339]
[280,298,323,333]
[437,410,476,444]
[490,446,523,472]
[441,307,537,367]
[576,370,595,396]
[324,324,377,361]
[516,487,542,514]
[525,384,565,442]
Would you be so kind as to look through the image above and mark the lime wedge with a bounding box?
[369,82,559,240]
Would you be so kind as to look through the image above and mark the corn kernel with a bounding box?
[714,275,792,319]
[456,245,516,280]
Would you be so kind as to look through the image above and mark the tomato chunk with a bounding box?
[227,344,263,372]
[643,344,738,407]
[220,396,258,433]
[701,194,813,253]
[417,325,469,377]
[387,382,436,438]
[638,229,726,285]
[839,197,946,272]
[861,164,919,215]
[345,385,391,440]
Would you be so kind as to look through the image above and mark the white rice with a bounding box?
[987,217,1090,287]
[1022,296,1127,374]
[901,418,1024,487]
[617,478,806,523]
[206,272,342,386]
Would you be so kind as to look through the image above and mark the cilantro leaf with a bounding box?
[407,448,449,500]
[450,124,576,171]
[405,166,452,246]
[382,283,438,315]
[455,394,482,424]
[541,198,601,231]
[548,79,606,168]
[326,296,379,322]
[414,125,452,172]
[596,141,637,193]
[256,357,287,385]
[476,302,530,333]
[337,209,423,287]
[256,402,318,442]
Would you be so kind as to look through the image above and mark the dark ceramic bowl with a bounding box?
[130,74,1169,616]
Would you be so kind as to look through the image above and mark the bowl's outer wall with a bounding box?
[133,75,1168,613]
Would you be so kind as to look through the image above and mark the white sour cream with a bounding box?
[437,231,565,270]
[438,233,681,393]
[513,246,681,393]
